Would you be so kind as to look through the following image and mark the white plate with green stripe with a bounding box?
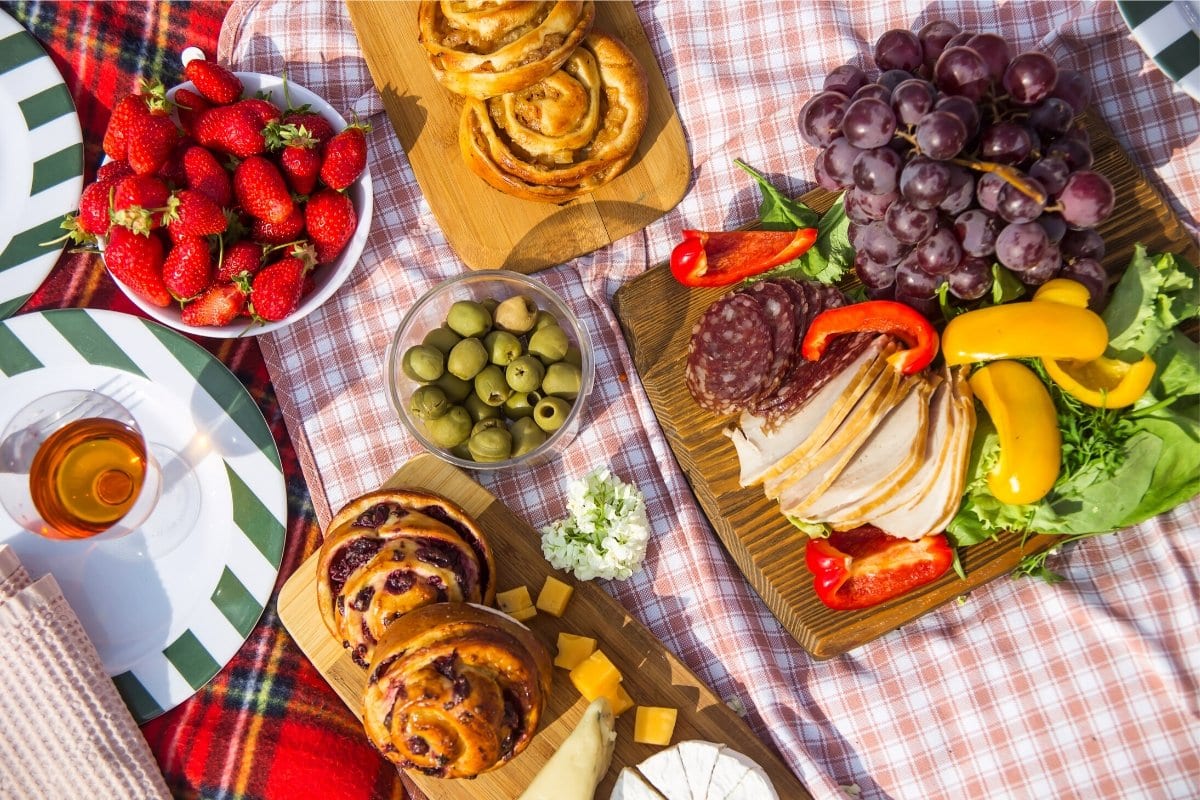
[1118,0,1200,101]
[0,309,286,722]
[0,11,84,320]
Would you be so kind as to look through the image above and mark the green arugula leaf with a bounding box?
[990,263,1026,304]
[734,160,819,230]
[758,194,852,284]
[937,282,964,321]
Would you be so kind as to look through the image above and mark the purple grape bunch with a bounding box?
[798,19,1116,314]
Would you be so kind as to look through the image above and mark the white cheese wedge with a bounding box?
[611,766,668,799]
[703,748,751,799]
[712,748,777,800]
[676,740,723,800]
[637,746,692,800]
[518,698,616,800]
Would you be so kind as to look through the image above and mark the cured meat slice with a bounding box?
[737,281,797,401]
[753,331,874,419]
[685,293,772,414]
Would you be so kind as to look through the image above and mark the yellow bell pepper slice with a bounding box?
[1032,278,1091,308]
[941,300,1109,366]
[1042,353,1156,409]
[969,360,1061,506]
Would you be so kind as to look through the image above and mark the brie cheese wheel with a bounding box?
[636,746,691,800]
[518,698,616,800]
[676,740,723,800]
[611,767,668,800]
[628,741,777,800]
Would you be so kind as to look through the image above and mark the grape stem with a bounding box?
[950,158,1048,204]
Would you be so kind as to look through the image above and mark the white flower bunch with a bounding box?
[540,467,650,581]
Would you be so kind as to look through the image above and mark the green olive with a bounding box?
[446,300,492,338]
[474,364,512,406]
[433,372,472,403]
[505,355,545,393]
[493,295,539,334]
[450,442,473,460]
[541,362,582,400]
[481,297,499,315]
[464,393,502,423]
[471,417,507,436]
[468,427,513,463]
[422,326,462,355]
[564,345,583,369]
[511,416,548,456]
[409,385,450,420]
[447,338,488,380]
[528,325,569,364]
[533,396,572,432]
[484,330,523,367]
[503,390,541,420]
[402,344,444,382]
[533,310,560,331]
[425,405,472,447]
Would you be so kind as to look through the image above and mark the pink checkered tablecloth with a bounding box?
[218,2,1199,798]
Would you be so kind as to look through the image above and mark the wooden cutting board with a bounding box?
[277,454,810,800]
[346,2,690,273]
[611,111,1200,660]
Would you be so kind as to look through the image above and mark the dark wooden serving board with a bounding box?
[611,111,1199,659]
[346,1,690,273]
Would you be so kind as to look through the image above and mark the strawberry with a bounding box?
[182,282,247,327]
[96,160,134,185]
[174,88,212,137]
[318,123,370,191]
[277,126,320,194]
[304,188,357,263]
[281,111,335,145]
[127,111,181,176]
[162,236,213,300]
[181,145,232,207]
[76,181,115,237]
[195,104,266,158]
[162,189,228,240]
[236,97,281,128]
[111,174,170,234]
[183,58,243,105]
[104,227,170,307]
[250,207,305,244]
[104,95,149,161]
[216,239,264,282]
[250,243,316,321]
[234,156,294,224]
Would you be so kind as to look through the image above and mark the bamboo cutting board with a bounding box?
[346,2,690,273]
[611,111,1200,660]
[277,454,810,800]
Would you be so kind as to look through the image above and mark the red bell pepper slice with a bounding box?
[805,526,953,610]
[669,228,817,287]
[801,300,939,375]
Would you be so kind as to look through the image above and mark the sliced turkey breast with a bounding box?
[728,336,895,487]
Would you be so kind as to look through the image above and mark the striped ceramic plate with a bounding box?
[0,309,286,722]
[1118,0,1200,101]
[0,11,84,320]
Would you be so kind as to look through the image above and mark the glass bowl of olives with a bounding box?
[387,271,595,470]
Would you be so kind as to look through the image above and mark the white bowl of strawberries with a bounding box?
[89,56,373,337]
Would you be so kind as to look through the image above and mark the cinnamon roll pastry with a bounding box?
[459,31,649,202]
[363,603,553,778]
[316,489,496,668]
[418,0,595,98]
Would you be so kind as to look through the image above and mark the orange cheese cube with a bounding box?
[535,576,574,617]
[554,632,597,670]
[508,604,538,622]
[608,684,635,717]
[496,586,534,615]
[633,706,678,746]
[569,649,621,702]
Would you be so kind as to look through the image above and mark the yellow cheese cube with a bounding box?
[569,649,622,702]
[633,706,678,746]
[535,576,574,617]
[609,684,635,717]
[554,632,597,670]
[496,586,534,614]
[508,604,538,622]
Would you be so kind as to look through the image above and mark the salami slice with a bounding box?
[737,281,797,402]
[686,293,773,414]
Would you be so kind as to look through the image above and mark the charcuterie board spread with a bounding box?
[345,0,690,273]
[612,109,1199,659]
[277,454,810,800]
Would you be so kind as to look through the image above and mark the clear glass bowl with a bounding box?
[386,271,594,471]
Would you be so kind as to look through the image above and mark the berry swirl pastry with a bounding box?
[417,0,595,98]
[458,31,649,202]
[316,489,496,668]
[363,603,553,778]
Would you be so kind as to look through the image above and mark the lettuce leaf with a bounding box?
[1102,245,1198,360]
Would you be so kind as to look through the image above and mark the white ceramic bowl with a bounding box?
[101,72,373,338]
[387,272,595,471]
